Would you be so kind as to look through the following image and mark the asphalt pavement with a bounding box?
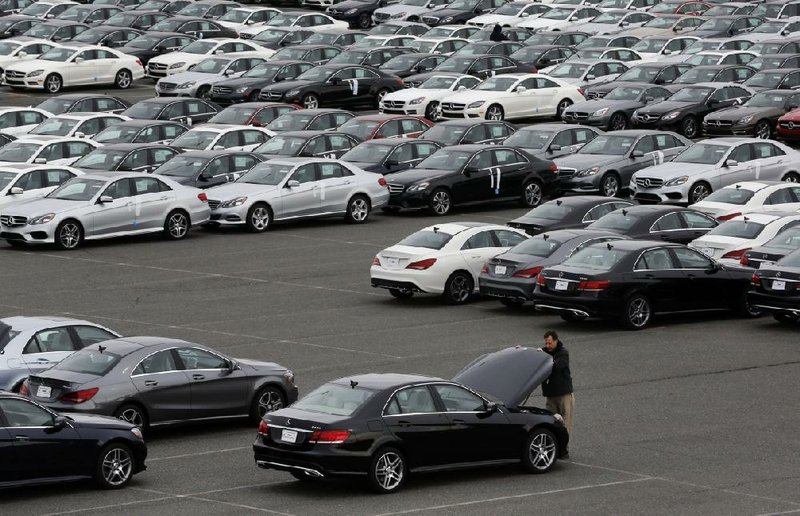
[0,85,799,516]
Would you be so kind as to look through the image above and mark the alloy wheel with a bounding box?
[557,99,572,119]
[524,182,542,207]
[58,222,80,249]
[682,117,697,138]
[349,198,369,222]
[303,95,319,109]
[250,206,270,231]
[755,121,771,139]
[257,389,284,418]
[486,105,503,120]
[528,432,557,471]
[609,113,626,131]
[168,212,188,239]
[116,70,131,89]
[448,274,471,303]
[431,190,450,215]
[46,74,61,93]
[628,297,651,328]
[690,183,710,203]
[601,175,619,197]
[101,448,132,487]
[374,451,404,491]
[426,101,440,121]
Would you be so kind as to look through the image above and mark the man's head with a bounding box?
[543,330,559,352]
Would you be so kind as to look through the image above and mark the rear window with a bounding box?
[0,323,20,353]
[562,246,628,271]
[510,238,562,258]
[522,203,573,221]
[764,227,800,251]
[52,348,121,376]
[703,188,755,206]
[292,383,377,416]
[397,230,453,250]
[707,220,766,239]
[779,248,800,267]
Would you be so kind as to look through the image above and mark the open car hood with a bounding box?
[453,346,552,408]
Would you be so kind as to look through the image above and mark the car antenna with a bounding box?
[350,380,359,389]
[433,226,439,233]
[606,242,614,250]
[542,233,549,240]
[743,216,749,223]
[735,184,741,189]
[622,209,628,216]
[556,199,562,206]
[98,345,106,354]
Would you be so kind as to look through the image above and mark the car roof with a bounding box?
[92,143,171,151]
[282,108,353,115]
[0,316,96,330]
[589,239,681,251]
[731,212,800,223]
[422,221,499,234]
[618,205,693,215]
[109,119,182,128]
[177,149,253,158]
[78,171,155,181]
[329,373,441,390]
[721,181,784,191]
[349,114,423,121]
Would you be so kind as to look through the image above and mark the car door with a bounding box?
[454,150,493,204]
[118,148,152,172]
[198,156,236,187]
[670,246,736,310]
[316,162,353,214]
[278,163,321,219]
[459,229,504,278]
[620,135,659,185]
[749,142,790,181]
[130,176,174,230]
[93,49,119,83]
[382,385,452,468]
[67,49,98,85]
[491,148,529,198]
[325,68,358,105]
[631,247,684,312]
[384,142,417,172]
[20,326,81,375]
[91,178,135,236]
[185,100,216,124]
[174,346,249,419]
[723,143,758,184]
[129,349,192,423]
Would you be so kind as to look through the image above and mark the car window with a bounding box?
[133,349,178,375]
[24,327,76,353]
[652,212,683,231]
[318,162,349,179]
[728,144,752,163]
[672,247,714,269]
[766,188,795,205]
[461,230,496,250]
[291,163,317,183]
[433,384,484,412]
[0,399,53,427]
[392,385,437,414]
[176,347,227,370]
[73,326,116,346]
[635,248,675,270]
[44,169,74,187]
[682,211,717,229]
[103,178,132,199]
[583,202,620,222]
[751,142,784,159]
[133,177,162,195]
[492,230,527,247]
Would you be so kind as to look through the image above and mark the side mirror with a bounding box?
[98,195,113,203]
[706,262,721,274]
[724,159,738,168]
[9,187,23,195]
[782,29,789,36]
[45,416,69,434]
[212,145,224,150]
[385,159,399,168]
[484,401,499,414]
[214,49,223,55]
[569,16,578,21]
[223,68,234,76]
[75,132,85,138]
[515,85,527,93]
[18,50,27,58]
[620,21,628,27]
[463,166,478,177]
[457,85,466,90]
[549,144,561,152]
[154,45,165,53]
[286,179,300,188]
[585,74,595,80]
[644,96,654,103]
[631,149,644,158]
[74,56,84,64]
[34,157,46,164]
[330,76,341,85]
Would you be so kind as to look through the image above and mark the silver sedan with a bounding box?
[206,157,391,232]
[0,172,211,249]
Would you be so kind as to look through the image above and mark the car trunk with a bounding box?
[27,371,97,402]
[378,245,435,270]
[486,252,543,278]
[264,407,349,451]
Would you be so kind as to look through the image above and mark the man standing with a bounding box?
[541,330,574,457]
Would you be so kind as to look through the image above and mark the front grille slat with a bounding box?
[212,85,232,95]
[635,177,664,188]
[387,183,405,194]
[0,215,27,227]
[208,200,221,209]
[558,167,576,179]
[382,100,406,109]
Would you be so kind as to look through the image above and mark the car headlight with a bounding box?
[169,62,186,69]
[576,166,600,177]
[632,110,640,117]
[27,69,44,77]
[285,89,300,97]
[664,176,688,186]
[130,427,143,439]
[442,16,453,22]
[661,110,681,121]
[28,213,55,225]
[177,81,195,89]
[738,115,754,124]
[592,107,609,117]
[392,11,406,18]
[220,196,247,208]
[345,8,357,14]
[468,100,484,109]
[284,369,295,384]
[235,86,249,93]
[408,181,430,191]
[409,96,426,105]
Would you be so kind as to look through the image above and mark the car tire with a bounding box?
[600,172,621,197]
[302,93,320,109]
[608,112,627,131]
[94,443,134,490]
[620,293,652,330]
[754,120,771,139]
[163,209,190,240]
[501,298,524,307]
[389,288,414,299]
[521,180,543,208]
[428,187,451,216]
[375,89,390,109]
[249,385,286,424]
[688,181,711,204]
[114,403,148,431]
[45,73,63,94]
[54,219,83,250]
[738,290,762,318]
[485,104,504,120]
[345,194,370,224]
[443,271,473,304]
[357,13,371,29]
[114,69,132,89]
[196,85,210,100]
[680,115,699,139]
[556,98,572,120]
[781,172,800,182]
[774,313,797,324]
[521,427,558,474]
[367,447,406,494]
[425,101,440,122]
[246,203,271,233]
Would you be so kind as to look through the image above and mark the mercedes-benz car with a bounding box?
[702,89,800,139]
[749,248,800,324]
[563,84,672,131]
[501,124,602,160]
[507,196,634,235]
[208,61,315,105]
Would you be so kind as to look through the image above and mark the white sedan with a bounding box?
[370,222,529,304]
[0,107,52,136]
[0,40,62,83]
[26,113,129,138]
[4,45,144,93]
[145,39,271,79]
[546,59,629,87]
[409,37,470,56]
[0,163,83,209]
[467,1,551,28]
[380,73,482,120]
[517,6,601,32]
[239,12,348,38]
[439,73,585,121]
[690,212,800,265]
[692,182,800,221]
[217,7,282,32]
[168,124,272,151]
[0,136,98,166]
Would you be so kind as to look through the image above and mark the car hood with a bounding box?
[589,81,647,94]
[161,71,220,84]
[555,154,621,170]
[426,8,469,18]
[385,87,448,101]
[0,197,87,217]
[637,100,696,114]
[263,79,316,93]
[237,357,285,373]
[452,346,552,408]
[66,412,137,431]
[386,167,451,184]
[375,4,428,15]
[570,98,641,112]
[5,59,54,73]
[149,51,204,65]
[443,89,503,103]
[215,76,275,88]
[116,46,151,56]
[207,182,280,199]
[572,22,620,34]
[705,106,778,122]
[635,161,714,179]
[336,0,372,10]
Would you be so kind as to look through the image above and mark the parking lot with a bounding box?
[1,157,799,516]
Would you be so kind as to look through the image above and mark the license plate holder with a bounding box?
[554,280,569,291]
[772,280,786,291]
[280,429,298,443]
[36,385,51,398]
[495,265,507,275]
[386,257,399,267]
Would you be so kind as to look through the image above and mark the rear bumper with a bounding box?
[748,291,800,317]
[253,440,370,478]
[531,291,619,319]
[478,276,534,301]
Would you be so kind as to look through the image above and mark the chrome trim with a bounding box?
[256,460,324,478]
[267,423,313,433]
[751,304,800,315]
[535,304,590,318]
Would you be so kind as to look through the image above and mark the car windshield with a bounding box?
[684,40,720,54]
[171,130,218,150]
[561,245,628,271]
[139,0,168,9]
[72,150,127,170]
[266,113,316,132]
[435,56,473,72]
[220,9,252,22]
[643,16,675,28]
[503,129,553,149]
[686,54,720,66]
[267,14,300,26]
[704,187,755,206]
[253,29,291,43]
[749,42,782,55]
[521,202,574,222]
[123,102,164,119]
[0,41,21,56]
[292,382,377,417]
[48,178,105,200]
[383,54,424,69]
[192,58,229,74]
[209,106,259,124]
[598,0,627,7]
[605,86,644,100]
[370,25,402,36]
[35,98,77,115]
[420,76,457,89]
[697,19,730,32]
[92,125,140,143]
[549,63,588,79]
[674,67,719,84]
[402,0,429,6]
[749,57,784,71]
[753,21,785,34]
[29,117,80,136]
[419,125,467,145]
[398,229,454,249]
[765,227,800,251]
[524,33,558,46]
[304,32,336,45]
[106,13,138,25]
[296,66,336,81]
[578,36,612,49]
[52,348,121,376]
[329,51,368,64]
[178,3,211,17]
[182,40,218,55]
[616,66,659,81]
[73,30,108,44]
[417,149,473,170]
[338,120,381,140]
[237,162,293,185]
[510,47,548,61]
[475,77,518,91]
[745,72,785,89]
[255,135,306,155]
[632,38,668,53]
[155,156,210,177]
[341,143,391,163]
[447,0,479,9]
[707,219,766,239]
[149,18,184,31]
[489,3,522,15]
[37,47,78,62]
[592,11,625,24]
[579,135,635,156]
[0,142,40,162]
[669,86,712,102]
[21,2,51,15]
[273,47,312,60]
[674,144,727,164]
[242,63,282,79]
[541,7,573,20]
[23,23,58,38]
[126,34,165,49]
[745,93,789,108]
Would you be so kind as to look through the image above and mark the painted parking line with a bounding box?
[147,446,252,462]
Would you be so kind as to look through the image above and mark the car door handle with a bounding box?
[159,196,169,200]
[36,358,50,362]
[645,274,655,279]
[192,374,205,380]
[470,255,482,259]
[397,420,412,427]
[15,435,30,441]
[452,419,465,424]
[343,180,353,185]
[144,380,158,386]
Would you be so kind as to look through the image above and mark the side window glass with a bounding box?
[433,385,485,412]
[0,399,53,427]
[388,144,414,163]
[461,230,496,250]
[492,230,527,247]
[25,327,76,353]
[394,386,437,414]
[652,213,683,231]
[583,203,617,223]
[134,350,178,375]
[552,130,573,147]
[44,169,74,187]
[133,177,161,195]
[291,164,317,183]
[104,179,132,199]
[672,247,714,268]
[682,211,716,229]
[729,144,752,163]
[73,326,116,346]
[635,248,675,270]
[176,348,227,370]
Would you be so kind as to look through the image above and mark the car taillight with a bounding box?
[396,79,403,86]
[578,280,609,291]
[60,387,99,404]
[513,266,543,278]
[722,248,750,260]
[536,273,546,286]
[373,255,380,266]
[378,177,387,187]
[740,253,750,267]
[717,212,741,222]
[310,429,351,443]
[481,263,489,273]
[577,88,585,97]
[197,192,208,203]
[751,273,761,286]
[549,164,558,172]
[406,258,436,270]
[258,420,269,436]
[19,382,29,396]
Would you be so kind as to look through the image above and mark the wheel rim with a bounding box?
[487,106,502,120]
[602,176,619,197]
[557,100,571,118]
[628,297,650,328]
[377,90,388,103]
[59,223,80,249]
[303,96,318,109]
[118,407,143,427]
[756,122,770,139]
[785,174,799,183]
[524,182,542,207]
[46,75,60,93]
[168,213,188,239]
[101,447,132,487]
[610,114,626,131]
[528,432,556,470]
[375,452,403,491]
[450,274,470,302]
[427,102,440,121]
[359,14,370,28]
[350,198,368,221]
[251,206,269,230]
[432,191,450,215]
[117,71,131,88]
[691,184,709,203]
[257,390,284,418]
[683,118,697,138]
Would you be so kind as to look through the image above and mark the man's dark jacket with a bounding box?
[541,342,573,397]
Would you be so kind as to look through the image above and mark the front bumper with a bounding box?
[379,101,425,116]
[631,115,679,132]
[0,223,56,244]
[208,205,248,226]
[441,106,485,119]
[558,174,601,194]
[478,275,535,301]
[4,74,46,89]
[629,182,687,204]
[209,91,251,105]
[386,189,431,209]
[777,123,800,140]
[702,121,756,137]
[561,112,611,128]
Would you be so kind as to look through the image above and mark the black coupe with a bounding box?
[742,226,800,269]
[340,139,442,174]
[209,60,314,105]
[115,31,196,65]
[508,196,634,235]
[585,205,718,244]
[749,247,800,324]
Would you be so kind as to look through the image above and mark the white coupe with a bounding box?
[517,6,601,32]
[0,163,83,209]
[217,7,282,32]
[691,182,800,221]
[380,73,482,120]
[370,222,529,304]
[27,113,129,138]
[0,40,62,83]
[690,213,800,265]
[145,38,270,79]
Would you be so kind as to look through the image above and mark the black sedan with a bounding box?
[507,196,634,235]
[254,131,361,159]
[71,143,181,173]
[749,248,800,324]
[208,102,301,127]
[585,205,718,244]
[404,54,532,86]
[327,0,390,29]
[742,68,800,93]
[0,392,147,489]
[153,150,264,188]
[146,16,238,39]
[136,0,192,14]
[670,65,755,87]
[341,138,442,174]
[502,123,602,160]
[328,46,410,68]
[91,120,189,144]
[379,52,447,78]
[509,45,576,71]
[479,229,628,306]
[246,27,313,49]
[691,15,765,39]
[0,15,39,40]
[20,20,88,42]
[632,83,754,139]
[563,84,673,131]
[455,41,523,58]
[176,0,240,20]
[703,90,800,139]
[584,64,693,99]
[419,119,516,146]
[749,53,800,72]
[35,94,130,115]
[115,31,196,65]
[101,10,170,31]
[384,145,559,215]
[258,64,404,111]
[56,5,122,25]
[121,97,220,125]
[262,108,355,133]
[532,240,758,329]
[253,346,568,493]
[742,226,800,270]
[68,26,143,48]
[209,60,314,105]
[0,0,32,17]
[270,45,341,66]
[420,0,505,26]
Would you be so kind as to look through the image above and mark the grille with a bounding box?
[585,91,607,99]
[148,63,167,76]
[780,121,798,129]
[373,12,390,21]
[382,100,406,109]
[0,215,27,227]
[558,168,576,179]
[260,91,283,100]
[328,9,341,15]
[564,112,589,121]
[442,103,465,111]
[635,113,660,122]
[704,119,733,127]
[240,33,254,39]
[635,177,664,188]
[159,82,177,90]
[212,85,232,95]
[387,183,405,194]
[5,70,25,78]
[422,15,438,24]
[208,200,221,209]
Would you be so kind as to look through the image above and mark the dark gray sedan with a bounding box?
[702,89,800,139]
[502,124,603,160]
[562,84,673,131]
[23,337,298,431]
